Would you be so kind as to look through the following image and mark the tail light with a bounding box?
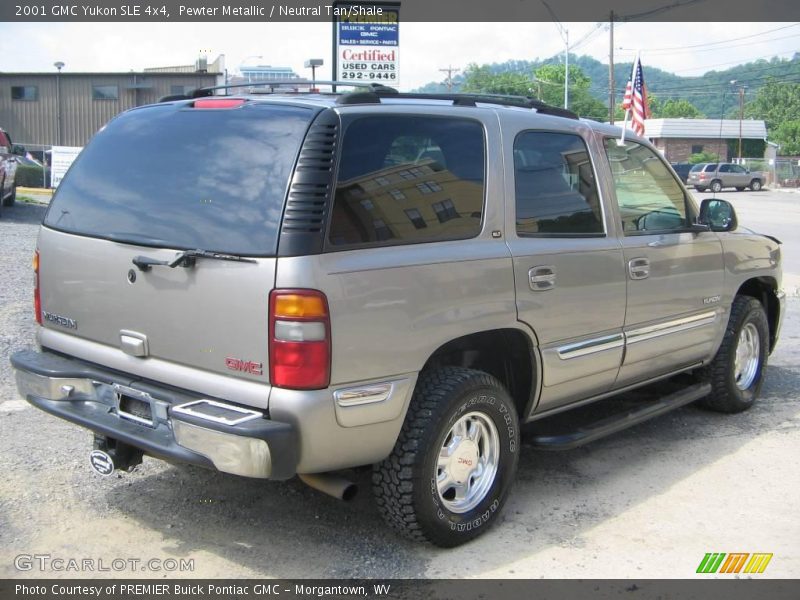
[269,289,331,390]
[33,250,42,325]
[699,173,707,180]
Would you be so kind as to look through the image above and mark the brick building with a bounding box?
[644,119,768,163]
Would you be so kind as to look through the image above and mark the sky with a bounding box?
[0,21,798,91]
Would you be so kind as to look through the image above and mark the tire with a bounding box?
[735,187,745,192]
[373,367,520,547]
[710,180,722,193]
[750,179,762,191]
[699,296,769,413]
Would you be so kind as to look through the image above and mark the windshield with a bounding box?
[44,102,314,256]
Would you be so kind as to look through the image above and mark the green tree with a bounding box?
[532,64,607,120]
[744,79,800,153]
[772,120,800,155]
[659,99,704,118]
[688,151,719,164]
[460,64,532,96]
[744,79,800,131]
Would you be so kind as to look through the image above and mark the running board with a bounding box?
[528,382,711,450]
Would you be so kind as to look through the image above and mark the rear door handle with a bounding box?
[628,257,650,280]
[529,265,556,291]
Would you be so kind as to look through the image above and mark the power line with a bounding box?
[618,22,800,53]
[619,33,800,56]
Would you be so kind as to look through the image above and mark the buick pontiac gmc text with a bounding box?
[11,83,785,546]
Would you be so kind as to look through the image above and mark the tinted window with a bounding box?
[11,86,38,101]
[329,116,484,247]
[604,139,688,233]
[44,102,313,256]
[719,164,731,172]
[732,165,747,173]
[703,164,717,172]
[92,85,119,100]
[514,131,603,236]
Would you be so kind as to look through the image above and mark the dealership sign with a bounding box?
[50,146,82,188]
[335,2,399,86]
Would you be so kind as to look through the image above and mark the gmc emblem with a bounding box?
[225,357,263,376]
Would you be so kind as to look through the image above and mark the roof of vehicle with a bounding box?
[152,82,645,142]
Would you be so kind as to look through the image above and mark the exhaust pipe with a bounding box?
[299,473,358,501]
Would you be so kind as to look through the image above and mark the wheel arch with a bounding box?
[736,277,780,353]
[421,328,538,420]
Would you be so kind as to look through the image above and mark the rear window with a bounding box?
[689,164,705,172]
[44,102,314,256]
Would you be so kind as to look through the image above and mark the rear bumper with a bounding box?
[10,349,298,480]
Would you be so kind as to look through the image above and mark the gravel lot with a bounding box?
[1,192,798,579]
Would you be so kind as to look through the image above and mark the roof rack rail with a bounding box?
[335,90,579,119]
[185,80,398,99]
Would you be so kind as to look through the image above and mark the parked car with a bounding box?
[670,162,692,184]
[0,127,23,213]
[11,85,785,547]
[688,162,764,192]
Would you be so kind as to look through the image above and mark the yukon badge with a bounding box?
[42,311,78,329]
[225,357,263,376]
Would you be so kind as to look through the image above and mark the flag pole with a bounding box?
[620,52,640,144]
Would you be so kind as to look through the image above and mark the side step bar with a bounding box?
[528,382,711,450]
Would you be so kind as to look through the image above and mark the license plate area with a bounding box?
[113,384,155,427]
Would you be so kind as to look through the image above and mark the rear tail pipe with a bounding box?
[299,473,358,501]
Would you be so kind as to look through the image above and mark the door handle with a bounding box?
[529,265,556,291]
[628,257,650,280]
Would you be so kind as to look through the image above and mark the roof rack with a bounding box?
[157,80,398,102]
[336,89,579,119]
[157,81,578,120]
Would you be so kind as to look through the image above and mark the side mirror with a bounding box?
[11,144,25,156]
[698,198,738,232]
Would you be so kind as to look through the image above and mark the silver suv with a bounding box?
[11,84,785,547]
[688,162,765,192]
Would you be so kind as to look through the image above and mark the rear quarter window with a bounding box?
[328,116,485,248]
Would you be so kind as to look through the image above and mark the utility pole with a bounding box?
[564,29,569,110]
[541,0,569,109]
[608,11,615,124]
[439,65,460,92]
[737,85,747,160]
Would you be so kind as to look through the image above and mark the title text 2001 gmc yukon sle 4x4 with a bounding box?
[11,86,785,547]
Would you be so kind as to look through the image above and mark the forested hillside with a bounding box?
[415,53,800,119]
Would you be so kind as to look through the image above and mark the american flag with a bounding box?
[622,55,650,137]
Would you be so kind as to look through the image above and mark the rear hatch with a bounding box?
[37,99,317,404]
[687,163,705,183]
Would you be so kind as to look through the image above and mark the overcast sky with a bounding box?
[1,21,798,91]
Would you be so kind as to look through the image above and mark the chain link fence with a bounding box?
[734,157,800,188]
[14,143,52,188]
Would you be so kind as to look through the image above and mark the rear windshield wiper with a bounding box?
[132,249,257,272]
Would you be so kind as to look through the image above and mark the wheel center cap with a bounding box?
[450,439,479,483]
